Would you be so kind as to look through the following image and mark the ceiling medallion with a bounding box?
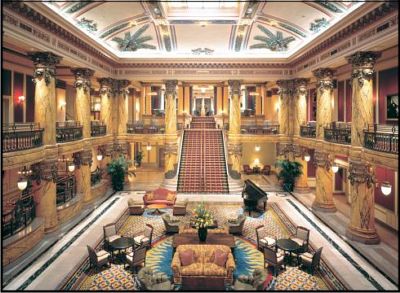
[192,48,214,55]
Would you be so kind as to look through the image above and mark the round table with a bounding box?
[146,204,168,215]
[276,239,300,265]
[110,237,135,261]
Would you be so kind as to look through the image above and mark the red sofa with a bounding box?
[143,188,177,206]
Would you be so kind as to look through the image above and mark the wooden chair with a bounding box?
[255,225,277,252]
[133,224,153,249]
[162,214,180,234]
[87,245,110,271]
[263,246,285,276]
[300,247,323,275]
[125,244,147,272]
[289,226,310,253]
[103,223,121,251]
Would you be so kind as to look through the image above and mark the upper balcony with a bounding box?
[90,121,107,137]
[364,124,398,154]
[2,123,44,153]
[324,122,352,145]
[56,121,83,143]
[127,122,165,134]
[300,121,316,138]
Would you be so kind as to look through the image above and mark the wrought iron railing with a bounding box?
[2,123,44,153]
[91,167,103,186]
[90,121,106,136]
[56,121,83,143]
[127,123,166,134]
[300,125,316,138]
[324,127,351,144]
[2,188,35,239]
[56,175,77,206]
[241,124,280,134]
[364,124,398,154]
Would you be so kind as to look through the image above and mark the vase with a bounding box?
[198,227,208,242]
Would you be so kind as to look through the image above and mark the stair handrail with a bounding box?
[221,129,231,192]
[174,130,185,180]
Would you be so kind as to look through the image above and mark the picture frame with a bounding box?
[386,93,399,121]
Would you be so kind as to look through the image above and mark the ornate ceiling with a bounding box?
[44,0,364,59]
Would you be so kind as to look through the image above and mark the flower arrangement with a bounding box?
[192,202,214,229]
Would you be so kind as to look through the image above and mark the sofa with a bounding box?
[171,244,235,289]
[233,268,274,291]
[143,188,177,206]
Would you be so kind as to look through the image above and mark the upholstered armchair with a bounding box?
[233,268,273,291]
[128,198,144,215]
[289,226,310,253]
[264,246,285,276]
[262,165,271,175]
[227,214,246,235]
[255,225,277,252]
[243,165,253,175]
[134,224,153,249]
[300,247,323,275]
[103,223,121,251]
[137,267,174,291]
[173,198,188,216]
[162,214,180,234]
[125,245,147,272]
[87,245,111,271]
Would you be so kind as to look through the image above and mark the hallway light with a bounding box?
[17,178,28,191]
[67,162,75,173]
[304,153,311,162]
[146,144,152,151]
[331,163,339,173]
[18,95,25,103]
[255,145,260,152]
[97,154,103,161]
[380,182,392,196]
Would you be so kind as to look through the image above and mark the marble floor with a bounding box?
[3,171,398,291]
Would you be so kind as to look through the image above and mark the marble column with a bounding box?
[74,149,93,203]
[276,79,294,136]
[228,80,241,135]
[312,150,336,212]
[347,51,381,148]
[228,143,242,179]
[312,68,335,140]
[98,77,115,135]
[294,78,309,137]
[71,68,94,139]
[164,142,178,178]
[29,52,62,145]
[295,156,309,193]
[116,79,130,135]
[32,157,58,232]
[346,160,380,244]
[165,80,178,135]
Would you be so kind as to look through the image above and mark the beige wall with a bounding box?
[241,142,276,169]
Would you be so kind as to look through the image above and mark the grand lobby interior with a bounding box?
[1,0,399,291]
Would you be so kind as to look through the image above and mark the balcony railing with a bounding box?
[56,174,77,206]
[91,167,103,186]
[364,124,398,154]
[324,125,351,145]
[224,123,280,134]
[90,121,107,137]
[300,125,316,138]
[127,123,165,134]
[56,121,83,143]
[2,188,35,239]
[2,123,44,153]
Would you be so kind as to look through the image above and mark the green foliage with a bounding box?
[192,202,214,229]
[112,24,156,51]
[107,156,132,191]
[275,159,303,192]
[135,151,144,166]
[250,25,295,51]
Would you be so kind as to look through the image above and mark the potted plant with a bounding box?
[192,202,214,242]
[107,156,133,191]
[275,159,303,192]
[135,151,144,167]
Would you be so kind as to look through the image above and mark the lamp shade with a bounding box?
[304,154,311,162]
[97,154,103,161]
[331,164,339,173]
[68,163,75,172]
[17,178,28,191]
[381,182,392,196]
[255,145,261,152]
[146,145,152,151]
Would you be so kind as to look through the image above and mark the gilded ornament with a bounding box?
[71,68,94,93]
[348,160,375,188]
[312,68,335,92]
[228,80,241,96]
[346,51,381,87]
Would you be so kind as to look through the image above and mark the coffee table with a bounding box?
[146,204,168,215]
[172,233,235,249]
[276,238,300,265]
[110,237,135,261]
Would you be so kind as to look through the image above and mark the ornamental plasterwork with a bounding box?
[276,79,295,96]
[71,68,94,92]
[112,24,156,52]
[228,80,241,95]
[98,77,116,97]
[77,17,97,33]
[348,160,375,188]
[228,143,242,157]
[294,78,309,96]
[313,150,331,170]
[192,48,214,55]
[29,52,62,86]
[346,51,381,87]
[31,158,58,183]
[250,25,295,52]
[310,18,329,33]
[165,80,178,95]
[312,68,335,92]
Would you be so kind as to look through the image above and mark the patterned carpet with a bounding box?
[61,202,345,291]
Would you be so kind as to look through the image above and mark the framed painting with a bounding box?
[386,93,398,121]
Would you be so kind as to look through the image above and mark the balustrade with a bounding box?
[90,121,106,137]
[364,124,398,154]
[127,122,166,134]
[300,125,316,138]
[2,123,44,153]
[324,122,351,144]
[56,121,83,143]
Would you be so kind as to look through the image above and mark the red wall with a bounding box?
[13,72,24,123]
[307,149,316,178]
[338,80,345,121]
[345,79,352,122]
[378,67,398,124]
[334,168,344,191]
[374,166,395,211]
[26,75,35,122]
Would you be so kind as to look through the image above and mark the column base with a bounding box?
[311,201,337,213]
[346,226,380,244]
[294,186,310,194]
[44,224,59,234]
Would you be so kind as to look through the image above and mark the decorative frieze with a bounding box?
[71,68,94,92]
[346,51,381,87]
[28,52,62,86]
[312,68,335,92]
[348,160,375,188]
[313,150,331,170]
[228,80,241,96]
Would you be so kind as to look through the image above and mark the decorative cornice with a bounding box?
[165,80,178,95]
[117,62,289,69]
[71,68,94,92]
[346,51,381,87]
[313,150,331,170]
[294,78,309,96]
[28,51,62,86]
[228,80,241,95]
[348,160,374,188]
[312,68,335,92]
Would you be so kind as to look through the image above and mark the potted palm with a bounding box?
[192,202,214,242]
[107,156,133,191]
[275,160,303,192]
[135,151,144,167]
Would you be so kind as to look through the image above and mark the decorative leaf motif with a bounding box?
[250,25,295,52]
[112,24,156,51]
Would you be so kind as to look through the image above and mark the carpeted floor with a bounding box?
[61,202,346,291]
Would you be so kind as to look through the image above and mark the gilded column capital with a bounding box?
[346,51,381,87]
[73,149,93,167]
[228,80,241,95]
[31,157,58,183]
[116,79,131,95]
[28,51,62,86]
[294,78,309,96]
[312,68,335,92]
[228,143,242,156]
[348,160,375,188]
[276,143,301,158]
[98,77,116,97]
[71,68,95,92]
[313,150,331,170]
[276,79,295,96]
[165,80,178,96]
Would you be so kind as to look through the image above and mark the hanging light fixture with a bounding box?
[380,181,392,196]
[255,145,261,152]
[17,167,32,191]
[146,144,152,151]
[331,163,339,173]
[304,153,311,162]
[67,161,75,173]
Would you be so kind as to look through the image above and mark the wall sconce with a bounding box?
[255,145,261,152]
[378,168,392,196]
[59,155,75,173]
[275,102,280,112]
[331,163,339,173]
[17,166,32,191]
[304,153,311,162]
[18,96,25,103]
[146,144,152,151]
[60,100,66,110]
[94,103,101,111]
[97,152,103,161]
